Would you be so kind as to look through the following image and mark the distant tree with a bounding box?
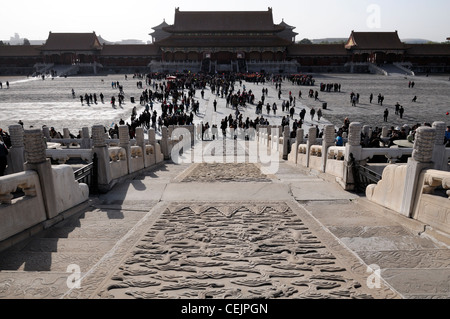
[23,38,31,45]
[0,40,5,46]
[298,38,312,44]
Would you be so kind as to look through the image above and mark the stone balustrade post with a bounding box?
[276,126,282,151]
[92,125,112,193]
[147,128,157,164]
[63,128,70,139]
[81,127,91,149]
[42,126,50,140]
[119,125,131,173]
[322,124,335,172]
[400,126,436,217]
[188,125,195,147]
[161,126,170,160]
[7,124,25,174]
[135,127,146,167]
[294,128,304,165]
[23,129,57,219]
[432,121,447,170]
[283,125,290,160]
[381,126,389,138]
[265,126,270,148]
[306,126,317,168]
[343,122,362,191]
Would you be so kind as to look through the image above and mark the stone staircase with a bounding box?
[0,200,149,298]
[377,63,414,76]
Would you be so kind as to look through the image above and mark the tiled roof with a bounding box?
[0,45,42,57]
[163,9,285,33]
[41,32,103,51]
[406,44,450,56]
[346,31,405,50]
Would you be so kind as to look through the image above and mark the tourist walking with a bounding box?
[399,106,404,119]
[310,108,316,121]
[395,102,401,115]
[317,108,323,122]
[383,108,389,122]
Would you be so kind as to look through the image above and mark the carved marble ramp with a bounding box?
[0,205,155,299]
[302,200,450,299]
[83,201,398,299]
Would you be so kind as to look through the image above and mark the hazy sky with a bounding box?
[1,0,448,42]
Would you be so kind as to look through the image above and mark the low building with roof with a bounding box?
[0,9,449,75]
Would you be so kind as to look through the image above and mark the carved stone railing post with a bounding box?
[400,126,436,217]
[283,125,290,160]
[135,127,146,167]
[183,125,194,147]
[147,128,157,164]
[81,127,91,149]
[63,128,70,139]
[322,124,335,172]
[381,126,389,138]
[92,125,112,192]
[42,126,50,140]
[306,126,317,168]
[7,124,25,174]
[119,125,131,173]
[161,126,170,160]
[432,121,447,170]
[343,122,362,191]
[276,126,282,151]
[24,129,57,219]
[294,128,304,164]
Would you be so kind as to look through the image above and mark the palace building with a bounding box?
[0,8,449,75]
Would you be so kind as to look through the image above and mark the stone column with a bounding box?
[306,126,317,168]
[283,125,290,160]
[188,125,195,147]
[119,125,131,173]
[42,126,50,140]
[7,124,25,174]
[294,128,304,165]
[81,127,91,149]
[161,126,170,160]
[135,127,146,167]
[277,126,283,151]
[322,125,335,172]
[343,122,362,191]
[24,129,57,219]
[381,126,389,138]
[92,125,112,193]
[432,121,447,170]
[147,128,157,164]
[63,128,70,139]
[400,127,436,217]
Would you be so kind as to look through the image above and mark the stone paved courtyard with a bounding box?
[1,72,449,136]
